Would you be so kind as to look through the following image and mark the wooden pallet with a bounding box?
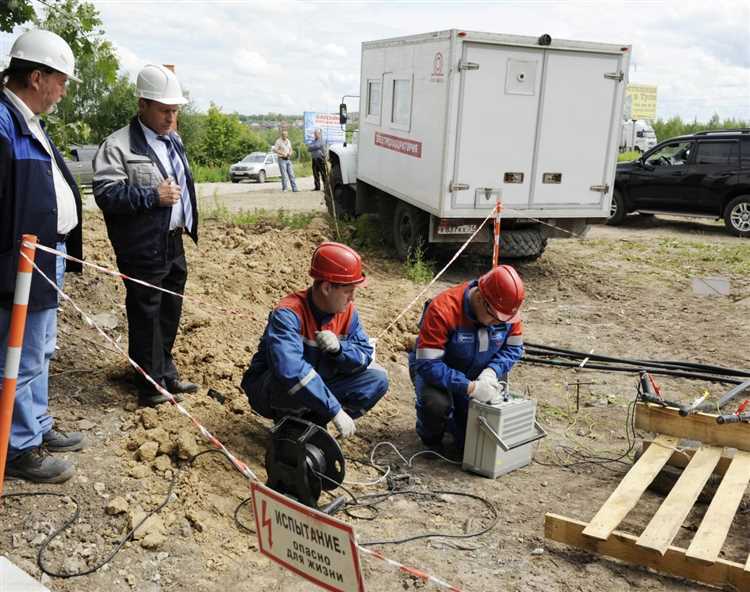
[544,403,750,589]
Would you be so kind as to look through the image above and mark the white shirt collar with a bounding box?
[3,88,38,125]
[138,118,163,142]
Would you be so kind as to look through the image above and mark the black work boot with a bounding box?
[5,448,75,483]
[43,429,86,452]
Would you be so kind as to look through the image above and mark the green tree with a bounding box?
[37,0,122,146]
[0,0,35,32]
[87,74,138,141]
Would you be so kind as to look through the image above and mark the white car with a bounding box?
[229,152,279,183]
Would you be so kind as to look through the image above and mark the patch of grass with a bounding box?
[200,199,316,229]
[345,214,384,249]
[192,165,229,183]
[404,244,435,284]
[611,238,750,277]
[618,151,640,162]
[293,161,313,178]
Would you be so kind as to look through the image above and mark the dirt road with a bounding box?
[1,204,748,592]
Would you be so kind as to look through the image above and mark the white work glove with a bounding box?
[471,380,497,403]
[332,409,356,438]
[477,368,499,389]
[316,330,341,355]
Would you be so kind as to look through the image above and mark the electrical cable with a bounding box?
[1,462,179,578]
[0,447,257,578]
[524,342,750,378]
[356,490,499,547]
[533,379,641,471]
[521,355,744,384]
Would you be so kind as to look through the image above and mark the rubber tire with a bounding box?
[392,201,429,259]
[498,227,548,260]
[377,194,397,246]
[607,188,627,226]
[326,161,356,219]
[257,170,266,184]
[724,195,750,237]
[231,178,239,184]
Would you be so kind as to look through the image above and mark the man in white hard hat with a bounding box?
[93,65,199,407]
[0,29,86,484]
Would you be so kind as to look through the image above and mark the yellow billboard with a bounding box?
[626,84,658,121]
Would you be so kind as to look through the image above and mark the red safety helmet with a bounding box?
[309,242,367,285]
[477,265,525,323]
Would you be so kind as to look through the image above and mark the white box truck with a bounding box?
[619,119,658,153]
[328,29,631,259]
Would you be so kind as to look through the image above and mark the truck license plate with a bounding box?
[437,222,478,235]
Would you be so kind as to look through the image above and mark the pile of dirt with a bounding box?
[1,209,748,592]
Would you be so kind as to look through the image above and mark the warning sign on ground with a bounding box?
[251,482,365,592]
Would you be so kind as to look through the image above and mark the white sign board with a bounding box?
[251,482,365,592]
[1,556,51,592]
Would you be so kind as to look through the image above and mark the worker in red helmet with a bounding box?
[242,242,388,438]
[409,265,525,449]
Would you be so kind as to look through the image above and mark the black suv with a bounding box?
[609,129,750,236]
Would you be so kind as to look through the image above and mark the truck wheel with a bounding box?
[392,201,428,259]
[498,227,547,260]
[607,188,626,226]
[231,178,239,184]
[377,194,397,246]
[724,195,750,237]
[257,170,266,184]
[327,161,356,219]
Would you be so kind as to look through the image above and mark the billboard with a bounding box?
[304,112,345,146]
[626,84,658,121]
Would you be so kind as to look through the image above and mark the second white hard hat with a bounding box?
[9,29,81,82]
[136,65,187,105]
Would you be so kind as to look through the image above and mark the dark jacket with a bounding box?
[0,93,82,311]
[93,117,198,268]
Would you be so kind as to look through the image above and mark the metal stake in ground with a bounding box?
[0,235,37,494]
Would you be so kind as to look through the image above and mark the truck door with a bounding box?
[532,51,621,208]
[453,43,542,211]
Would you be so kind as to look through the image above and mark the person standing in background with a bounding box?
[273,128,298,192]
[307,128,326,191]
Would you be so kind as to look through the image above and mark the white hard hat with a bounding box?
[9,29,80,82]
[136,65,187,105]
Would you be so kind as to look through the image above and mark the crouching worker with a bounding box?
[409,265,526,450]
[242,242,388,438]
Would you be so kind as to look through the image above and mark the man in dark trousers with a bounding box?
[93,65,199,407]
[307,128,326,191]
[0,30,85,483]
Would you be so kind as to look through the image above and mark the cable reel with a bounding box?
[265,416,345,510]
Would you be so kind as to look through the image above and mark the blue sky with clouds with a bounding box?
[2,0,749,120]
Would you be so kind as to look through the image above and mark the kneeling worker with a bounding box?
[242,242,388,438]
[409,265,526,449]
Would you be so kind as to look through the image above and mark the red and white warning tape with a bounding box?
[19,249,468,592]
[376,207,496,340]
[28,242,246,318]
[358,547,464,591]
[19,251,257,482]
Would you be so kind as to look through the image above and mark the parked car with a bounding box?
[229,152,279,183]
[609,129,750,236]
[64,144,97,186]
